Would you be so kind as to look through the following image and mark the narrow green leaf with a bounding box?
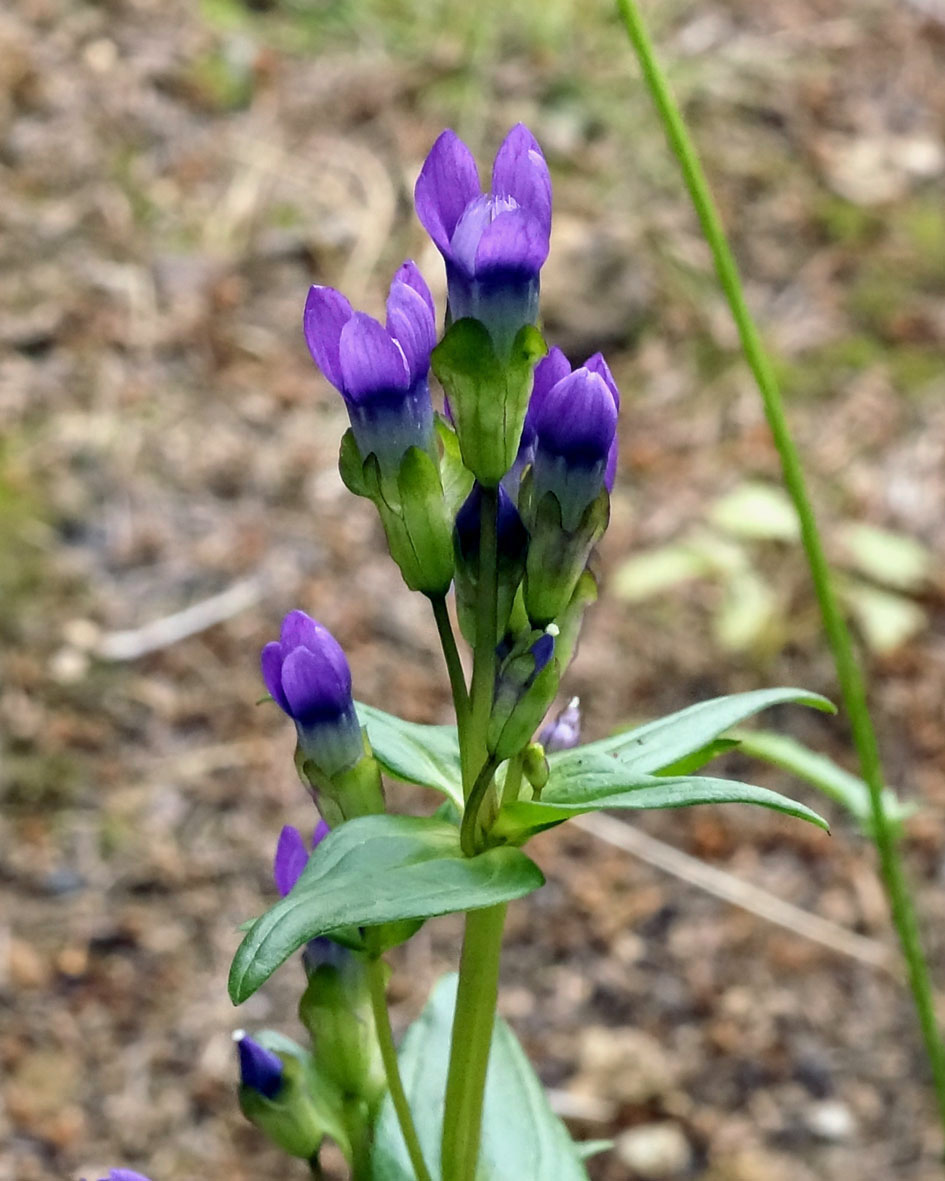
[557,687,834,774]
[371,974,590,1180]
[229,816,543,1004]
[357,702,463,807]
[492,773,829,843]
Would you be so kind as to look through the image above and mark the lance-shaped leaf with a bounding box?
[229,816,543,1004]
[549,687,834,778]
[356,703,462,806]
[491,772,829,843]
[371,974,590,1180]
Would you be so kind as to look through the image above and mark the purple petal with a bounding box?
[386,278,436,385]
[491,123,552,239]
[280,609,324,653]
[274,825,309,896]
[531,346,573,404]
[584,351,621,411]
[281,645,352,724]
[261,642,289,712]
[100,1172,153,1181]
[534,368,618,463]
[531,631,556,676]
[234,1031,283,1099]
[605,435,619,493]
[392,260,435,318]
[338,312,409,401]
[312,818,331,849]
[414,129,481,257]
[303,286,354,391]
[474,208,549,276]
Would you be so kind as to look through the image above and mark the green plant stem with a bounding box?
[501,751,525,807]
[440,902,508,1181]
[366,955,433,1181]
[615,0,945,1130]
[432,593,470,730]
[442,485,506,1180]
[466,485,499,796]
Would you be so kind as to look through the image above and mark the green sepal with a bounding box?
[299,956,387,1109]
[363,448,453,596]
[435,415,474,517]
[553,568,599,672]
[523,482,609,626]
[488,631,561,761]
[238,1032,350,1160]
[296,731,385,827]
[397,446,454,596]
[339,428,370,498]
[432,319,546,486]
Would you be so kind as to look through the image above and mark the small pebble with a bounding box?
[805,1099,856,1142]
[616,1121,692,1178]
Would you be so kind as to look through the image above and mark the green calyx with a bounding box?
[238,1036,349,1161]
[296,732,386,827]
[339,431,454,596]
[432,319,546,487]
[522,482,610,627]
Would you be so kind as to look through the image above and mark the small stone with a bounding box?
[572,1026,675,1105]
[616,1122,692,1178]
[805,1099,856,1142]
[7,938,49,989]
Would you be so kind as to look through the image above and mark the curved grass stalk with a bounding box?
[614,0,945,1132]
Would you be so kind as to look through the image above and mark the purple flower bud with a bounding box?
[234,1031,284,1100]
[273,820,330,897]
[538,696,581,752]
[455,483,528,568]
[415,125,551,355]
[530,362,619,530]
[303,262,436,475]
[261,611,363,777]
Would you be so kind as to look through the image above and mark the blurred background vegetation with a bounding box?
[2,0,945,1178]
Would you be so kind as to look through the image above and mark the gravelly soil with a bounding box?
[2,1,945,1179]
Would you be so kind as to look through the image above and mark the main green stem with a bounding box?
[366,955,433,1181]
[440,902,508,1181]
[442,484,507,1181]
[615,0,945,1129]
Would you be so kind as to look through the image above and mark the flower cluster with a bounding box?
[242,124,621,1166]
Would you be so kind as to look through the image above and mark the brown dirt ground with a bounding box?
[2,1,945,1178]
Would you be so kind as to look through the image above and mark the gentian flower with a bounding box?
[261,611,363,778]
[304,262,436,477]
[489,626,560,760]
[453,482,529,644]
[234,1030,284,1100]
[415,124,551,357]
[529,351,620,530]
[538,696,581,752]
[94,1173,153,1181]
[273,820,330,897]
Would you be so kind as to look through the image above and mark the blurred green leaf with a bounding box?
[841,578,927,654]
[839,523,932,592]
[709,481,800,542]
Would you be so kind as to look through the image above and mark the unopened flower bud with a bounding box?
[304,263,437,479]
[416,124,551,359]
[488,626,560,760]
[454,482,528,644]
[262,612,384,822]
[236,1031,284,1100]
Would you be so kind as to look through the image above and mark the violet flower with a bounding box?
[528,350,620,530]
[415,124,551,356]
[95,1172,153,1181]
[234,1030,284,1100]
[304,262,436,476]
[261,611,362,777]
[273,820,330,897]
[538,696,581,752]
